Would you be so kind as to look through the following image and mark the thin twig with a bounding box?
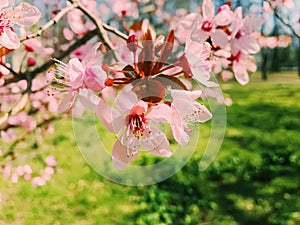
[4,29,98,86]
[20,4,76,42]
[68,0,122,61]
[0,62,18,76]
[0,117,59,162]
[266,0,300,38]
[102,23,128,41]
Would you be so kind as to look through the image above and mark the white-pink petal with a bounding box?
[211,29,228,48]
[0,28,20,49]
[12,2,41,26]
[202,0,215,19]
[112,140,138,170]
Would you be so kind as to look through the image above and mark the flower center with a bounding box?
[0,14,12,35]
[201,19,213,32]
[127,114,147,137]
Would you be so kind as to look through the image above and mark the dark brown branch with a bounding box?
[0,62,18,76]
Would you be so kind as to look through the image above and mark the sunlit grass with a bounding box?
[0,71,299,224]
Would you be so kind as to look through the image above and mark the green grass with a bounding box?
[1,72,300,225]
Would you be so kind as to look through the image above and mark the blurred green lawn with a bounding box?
[1,72,300,225]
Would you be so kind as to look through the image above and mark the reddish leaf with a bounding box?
[130,20,144,32]
[153,74,188,90]
[152,29,175,75]
[141,29,153,42]
[137,48,145,74]
[140,29,154,76]
[175,53,193,78]
[0,47,13,63]
[132,78,166,103]
[223,1,232,8]
[122,64,136,78]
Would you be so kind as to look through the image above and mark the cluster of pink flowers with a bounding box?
[53,27,214,169]
[171,0,265,85]
[0,1,41,49]
[1,155,56,186]
[256,34,292,48]
[0,0,295,174]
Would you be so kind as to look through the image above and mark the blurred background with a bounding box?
[0,0,299,225]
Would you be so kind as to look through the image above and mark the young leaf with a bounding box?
[153,74,188,90]
[132,78,166,103]
[152,29,175,75]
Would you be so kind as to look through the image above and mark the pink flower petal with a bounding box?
[0,28,20,49]
[112,140,138,170]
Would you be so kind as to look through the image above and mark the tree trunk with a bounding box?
[261,52,268,80]
[298,38,300,77]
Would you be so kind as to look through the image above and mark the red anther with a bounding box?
[121,10,127,17]
[105,78,114,86]
[201,20,213,32]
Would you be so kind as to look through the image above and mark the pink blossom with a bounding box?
[189,0,230,48]
[67,0,97,36]
[231,7,262,55]
[7,112,37,132]
[23,165,32,174]
[232,53,257,85]
[96,88,171,169]
[221,70,234,81]
[111,0,139,18]
[1,128,16,142]
[54,43,106,112]
[2,165,11,180]
[23,39,54,58]
[11,173,18,183]
[46,155,57,167]
[184,38,217,87]
[24,173,31,181]
[32,177,46,186]
[0,1,41,49]
[40,167,54,181]
[169,90,212,145]
[15,166,25,176]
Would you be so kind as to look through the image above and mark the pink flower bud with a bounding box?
[25,45,35,52]
[127,35,139,52]
[27,57,36,67]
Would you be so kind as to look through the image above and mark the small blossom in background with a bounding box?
[0,1,41,49]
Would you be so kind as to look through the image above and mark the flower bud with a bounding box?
[27,57,36,67]
[127,35,139,52]
[25,45,34,52]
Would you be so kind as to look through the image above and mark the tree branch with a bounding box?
[20,4,76,42]
[68,0,122,61]
[0,117,60,163]
[266,0,300,38]
[4,29,98,86]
